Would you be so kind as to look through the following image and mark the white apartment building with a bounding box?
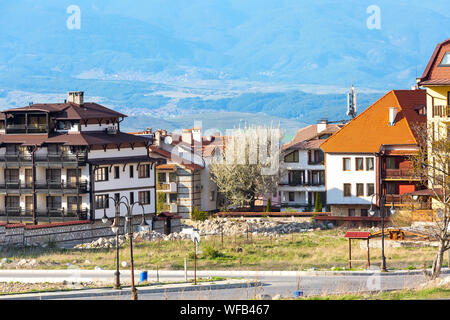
[278,120,342,211]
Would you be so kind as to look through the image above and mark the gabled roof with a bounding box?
[320,90,426,154]
[419,38,450,86]
[2,102,126,121]
[149,145,203,171]
[282,123,342,151]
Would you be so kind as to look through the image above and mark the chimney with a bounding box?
[182,129,193,146]
[68,91,84,105]
[154,130,162,146]
[389,107,398,126]
[317,119,328,133]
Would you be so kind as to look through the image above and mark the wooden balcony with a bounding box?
[384,194,432,209]
[383,169,420,180]
[432,105,450,118]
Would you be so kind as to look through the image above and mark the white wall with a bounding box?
[325,153,376,205]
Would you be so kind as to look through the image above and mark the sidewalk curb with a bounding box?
[0,279,260,300]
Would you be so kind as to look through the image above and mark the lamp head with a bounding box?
[101,209,108,224]
[111,218,119,234]
[389,203,397,215]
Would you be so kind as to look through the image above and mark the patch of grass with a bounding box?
[297,287,450,300]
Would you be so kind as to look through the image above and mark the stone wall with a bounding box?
[0,216,182,246]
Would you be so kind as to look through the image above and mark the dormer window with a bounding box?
[439,52,450,66]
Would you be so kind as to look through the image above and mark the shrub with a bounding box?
[265,197,271,212]
[203,246,226,259]
[314,193,323,212]
[191,207,209,221]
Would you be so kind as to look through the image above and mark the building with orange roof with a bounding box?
[278,120,343,211]
[320,90,429,218]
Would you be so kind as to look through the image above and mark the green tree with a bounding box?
[266,197,272,212]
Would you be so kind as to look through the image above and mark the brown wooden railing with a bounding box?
[432,105,450,118]
[384,169,419,179]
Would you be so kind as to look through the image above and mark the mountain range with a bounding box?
[0,0,449,136]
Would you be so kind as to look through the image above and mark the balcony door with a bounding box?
[67,169,81,187]
[5,196,20,214]
[25,196,33,215]
[25,169,32,188]
[46,169,61,186]
[67,196,81,213]
[5,168,19,185]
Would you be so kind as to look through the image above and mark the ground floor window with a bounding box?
[288,192,295,202]
[95,194,109,209]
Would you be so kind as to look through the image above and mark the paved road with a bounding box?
[1,269,448,300]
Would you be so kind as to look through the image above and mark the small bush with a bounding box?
[191,207,209,221]
[203,246,226,259]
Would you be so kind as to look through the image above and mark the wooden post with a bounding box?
[367,238,370,268]
[348,238,352,269]
[184,256,187,282]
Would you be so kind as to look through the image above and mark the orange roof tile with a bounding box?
[320,90,426,154]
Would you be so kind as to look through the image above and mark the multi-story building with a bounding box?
[278,120,342,211]
[417,38,450,207]
[0,91,156,224]
[320,90,429,217]
[133,128,224,218]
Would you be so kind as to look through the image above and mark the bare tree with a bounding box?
[401,122,450,279]
[209,125,284,210]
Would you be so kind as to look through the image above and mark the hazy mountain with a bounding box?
[0,0,448,131]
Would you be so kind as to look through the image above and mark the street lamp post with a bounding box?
[102,196,149,298]
[368,193,396,272]
[127,201,149,301]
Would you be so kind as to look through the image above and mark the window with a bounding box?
[46,196,62,209]
[343,158,351,171]
[348,209,356,217]
[139,164,150,178]
[356,183,364,197]
[284,151,299,163]
[46,169,61,182]
[6,196,20,208]
[366,157,374,171]
[67,169,81,186]
[95,195,109,209]
[439,52,450,66]
[386,158,396,169]
[343,184,351,197]
[355,158,364,171]
[129,192,134,204]
[47,144,59,155]
[138,191,151,205]
[6,144,18,154]
[311,171,325,185]
[67,196,81,211]
[386,183,396,195]
[308,150,324,164]
[288,192,295,202]
[95,167,109,182]
[289,170,305,185]
[114,193,120,204]
[169,193,177,203]
[169,172,177,183]
[5,169,19,182]
[129,165,134,178]
[210,191,215,201]
[114,166,120,179]
[158,172,166,183]
[361,209,368,217]
[367,183,375,197]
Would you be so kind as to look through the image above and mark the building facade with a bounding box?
[0,92,156,224]
[278,120,342,211]
[321,90,429,217]
[134,128,223,219]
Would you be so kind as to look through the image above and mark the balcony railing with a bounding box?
[0,180,88,193]
[432,105,450,118]
[384,194,432,209]
[0,208,88,223]
[157,182,177,192]
[384,169,419,179]
[0,153,86,165]
[281,181,325,187]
